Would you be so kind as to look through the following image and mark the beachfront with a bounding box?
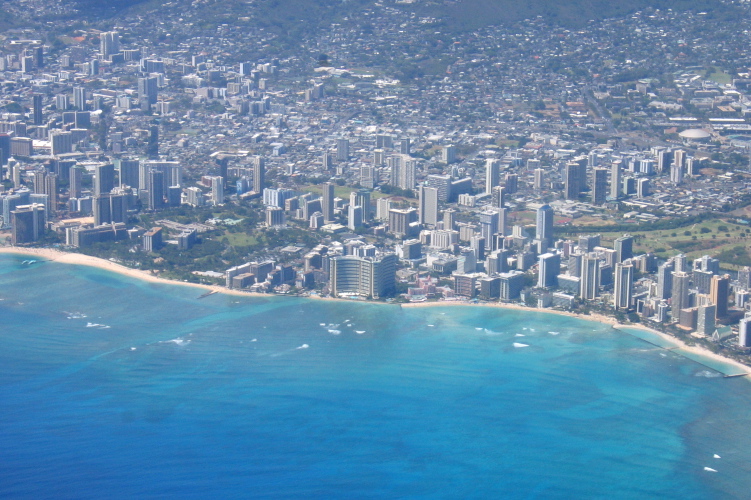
[2,245,750,378]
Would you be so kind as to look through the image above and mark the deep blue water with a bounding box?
[1,254,751,499]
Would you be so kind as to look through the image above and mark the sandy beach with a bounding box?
[3,246,750,377]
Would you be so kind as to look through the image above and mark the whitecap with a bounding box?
[427,324,434,327]
[251,338,257,342]
[522,327,528,330]
[659,353,668,358]
[475,327,483,331]
[328,329,341,335]
[548,331,559,335]
[346,324,353,327]
[296,344,309,349]
[515,333,525,337]
[714,454,721,459]
[355,330,366,334]
[100,325,111,329]
[163,337,190,346]
[86,322,101,328]
[130,347,136,351]
[530,328,536,332]
[513,343,529,348]
[319,323,326,326]
[704,467,717,472]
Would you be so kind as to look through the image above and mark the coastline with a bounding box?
[2,246,750,377]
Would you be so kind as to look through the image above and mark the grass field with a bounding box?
[593,219,751,268]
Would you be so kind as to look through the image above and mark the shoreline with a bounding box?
[2,246,750,377]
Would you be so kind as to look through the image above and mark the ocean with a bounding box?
[1,254,750,499]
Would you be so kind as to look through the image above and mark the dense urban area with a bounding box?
[4,0,751,364]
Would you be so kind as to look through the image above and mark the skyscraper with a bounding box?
[580,254,600,299]
[592,168,607,205]
[32,94,43,125]
[564,162,580,200]
[148,170,165,210]
[329,253,397,299]
[418,185,439,227]
[614,235,633,263]
[671,271,690,320]
[94,163,115,196]
[534,168,544,191]
[73,87,86,110]
[10,204,45,245]
[709,274,730,319]
[536,204,554,248]
[696,304,716,337]
[479,210,500,250]
[322,182,335,223]
[610,161,621,200]
[614,261,634,310]
[739,314,751,347]
[138,77,158,105]
[336,138,349,161]
[252,156,265,194]
[537,252,561,289]
[485,159,501,195]
[656,260,674,300]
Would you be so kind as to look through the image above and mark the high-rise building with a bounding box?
[709,274,730,319]
[564,162,580,200]
[534,168,544,191]
[592,168,607,205]
[322,182,335,223]
[10,203,45,245]
[671,271,691,320]
[117,159,140,189]
[336,138,349,161]
[266,206,285,227]
[614,235,633,263]
[614,261,634,310]
[138,77,158,106]
[442,145,457,164]
[491,185,505,209]
[537,252,560,289]
[347,204,363,230]
[329,253,397,299]
[610,161,621,200]
[426,174,452,202]
[350,189,371,220]
[418,186,439,227]
[94,163,115,196]
[536,204,554,248]
[100,31,120,59]
[739,314,751,347]
[479,210,500,250]
[69,166,83,199]
[504,173,518,194]
[656,260,675,300]
[210,176,224,206]
[73,87,86,110]
[696,304,716,336]
[485,159,501,195]
[580,254,600,299]
[50,131,73,156]
[148,170,165,210]
[252,156,265,194]
[388,207,417,237]
[32,94,43,125]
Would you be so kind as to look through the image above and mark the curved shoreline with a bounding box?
[2,246,750,377]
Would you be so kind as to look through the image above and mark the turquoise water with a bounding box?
[1,254,751,498]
